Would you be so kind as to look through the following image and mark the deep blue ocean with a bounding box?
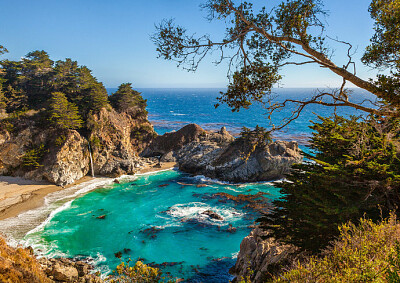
[1,88,376,282]
[122,88,374,145]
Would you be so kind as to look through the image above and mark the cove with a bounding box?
[24,170,281,282]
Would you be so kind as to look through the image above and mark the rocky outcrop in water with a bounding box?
[143,124,302,182]
[141,123,234,159]
[230,227,297,282]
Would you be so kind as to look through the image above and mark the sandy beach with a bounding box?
[0,162,177,221]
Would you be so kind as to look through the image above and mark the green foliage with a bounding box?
[109,83,147,115]
[362,0,400,71]
[54,135,67,147]
[0,45,8,56]
[89,136,102,149]
[272,215,400,283]
[0,90,6,110]
[22,144,47,169]
[0,50,112,125]
[48,92,83,130]
[261,115,400,252]
[239,125,272,146]
[109,260,170,283]
[235,125,273,160]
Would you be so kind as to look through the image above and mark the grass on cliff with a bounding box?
[272,214,400,283]
[0,237,51,283]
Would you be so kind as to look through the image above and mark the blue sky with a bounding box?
[0,0,375,88]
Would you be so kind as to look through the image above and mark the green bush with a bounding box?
[54,135,66,147]
[109,260,172,283]
[22,144,47,169]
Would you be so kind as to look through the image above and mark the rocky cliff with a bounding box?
[143,124,302,182]
[87,107,154,177]
[0,106,155,186]
[230,227,298,282]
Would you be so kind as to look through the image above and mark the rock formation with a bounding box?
[38,257,103,283]
[230,227,298,282]
[0,105,155,186]
[0,113,90,186]
[143,124,302,182]
[87,107,154,177]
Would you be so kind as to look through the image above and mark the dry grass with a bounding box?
[0,237,51,283]
[273,214,400,282]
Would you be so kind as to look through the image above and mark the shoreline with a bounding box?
[0,162,177,222]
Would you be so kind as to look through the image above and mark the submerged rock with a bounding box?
[201,209,224,221]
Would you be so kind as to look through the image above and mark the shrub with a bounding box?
[54,135,66,147]
[22,144,47,169]
[109,260,168,283]
[273,214,400,282]
[0,237,51,283]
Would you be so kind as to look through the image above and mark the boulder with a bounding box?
[201,209,223,220]
[51,262,79,282]
[230,227,298,282]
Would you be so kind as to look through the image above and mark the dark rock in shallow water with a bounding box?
[201,209,224,221]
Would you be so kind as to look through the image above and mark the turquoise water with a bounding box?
[25,170,280,282]
[22,88,374,281]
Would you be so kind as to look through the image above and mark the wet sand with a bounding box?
[0,162,177,221]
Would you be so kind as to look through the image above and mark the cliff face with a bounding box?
[0,106,155,185]
[87,107,155,177]
[143,124,302,182]
[230,227,297,282]
[0,116,90,186]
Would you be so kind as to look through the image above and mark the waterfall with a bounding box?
[88,143,95,178]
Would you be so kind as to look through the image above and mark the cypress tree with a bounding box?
[48,92,83,130]
[261,115,400,252]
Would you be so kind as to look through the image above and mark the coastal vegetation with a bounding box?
[154,0,400,280]
[0,237,51,283]
[0,49,155,183]
[0,50,146,132]
[273,214,400,282]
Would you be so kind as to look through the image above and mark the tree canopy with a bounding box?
[154,0,400,255]
[109,83,147,116]
[48,92,83,130]
[153,0,399,128]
